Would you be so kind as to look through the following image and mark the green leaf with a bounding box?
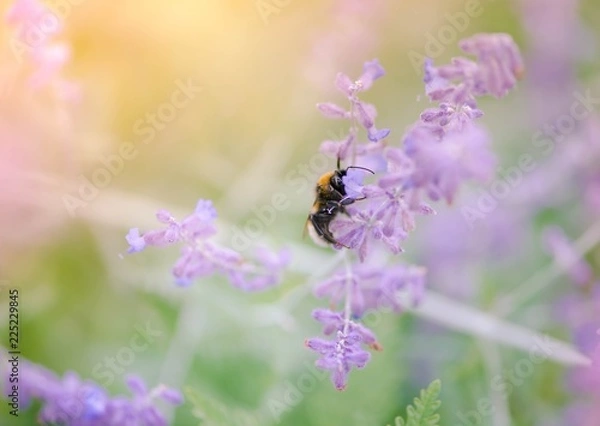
[389,379,442,426]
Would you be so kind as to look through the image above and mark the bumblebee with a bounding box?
[305,159,373,247]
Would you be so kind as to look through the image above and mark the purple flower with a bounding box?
[459,33,525,98]
[419,101,483,132]
[328,206,391,261]
[1,355,182,425]
[403,122,495,204]
[423,33,523,128]
[36,372,109,424]
[313,264,426,317]
[126,199,290,290]
[305,309,380,390]
[125,228,146,253]
[334,59,385,97]
[5,0,77,95]
[318,59,390,161]
[356,59,386,91]
[518,0,580,125]
[424,33,524,105]
[330,183,433,261]
[316,102,351,120]
[306,34,522,390]
[341,168,369,198]
[103,375,183,426]
[377,147,415,189]
[562,402,600,426]
[319,133,356,162]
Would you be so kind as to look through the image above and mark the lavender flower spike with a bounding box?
[1,352,183,425]
[459,33,525,98]
[318,59,390,160]
[305,309,380,390]
[126,199,290,291]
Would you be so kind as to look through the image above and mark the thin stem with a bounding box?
[349,85,361,165]
[477,341,510,426]
[342,250,354,334]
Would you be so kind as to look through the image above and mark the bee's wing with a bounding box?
[302,216,310,239]
[305,214,332,248]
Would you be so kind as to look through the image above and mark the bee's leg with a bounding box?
[340,196,356,206]
[325,200,340,215]
[309,214,336,244]
[310,212,348,247]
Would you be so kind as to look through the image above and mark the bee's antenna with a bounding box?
[346,165,375,174]
[336,157,341,170]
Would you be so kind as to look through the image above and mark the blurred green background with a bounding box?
[1,0,599,425]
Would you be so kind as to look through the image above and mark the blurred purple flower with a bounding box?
[313,263,426,317]
[459,33,525,98]
[126,199,289,291]
[316,102,351,120]
[518,0,582,125]
[334,59,385,96]
[423,33,523,128]
[303,0,388,92]
[564,330,600,425]
[403,122,495,204]
[562,402,600,426]
[378,147,415,189]
[319,132,355,160]
[5,0,77,94]
[6,0,63,39]
[1,355,182,425]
